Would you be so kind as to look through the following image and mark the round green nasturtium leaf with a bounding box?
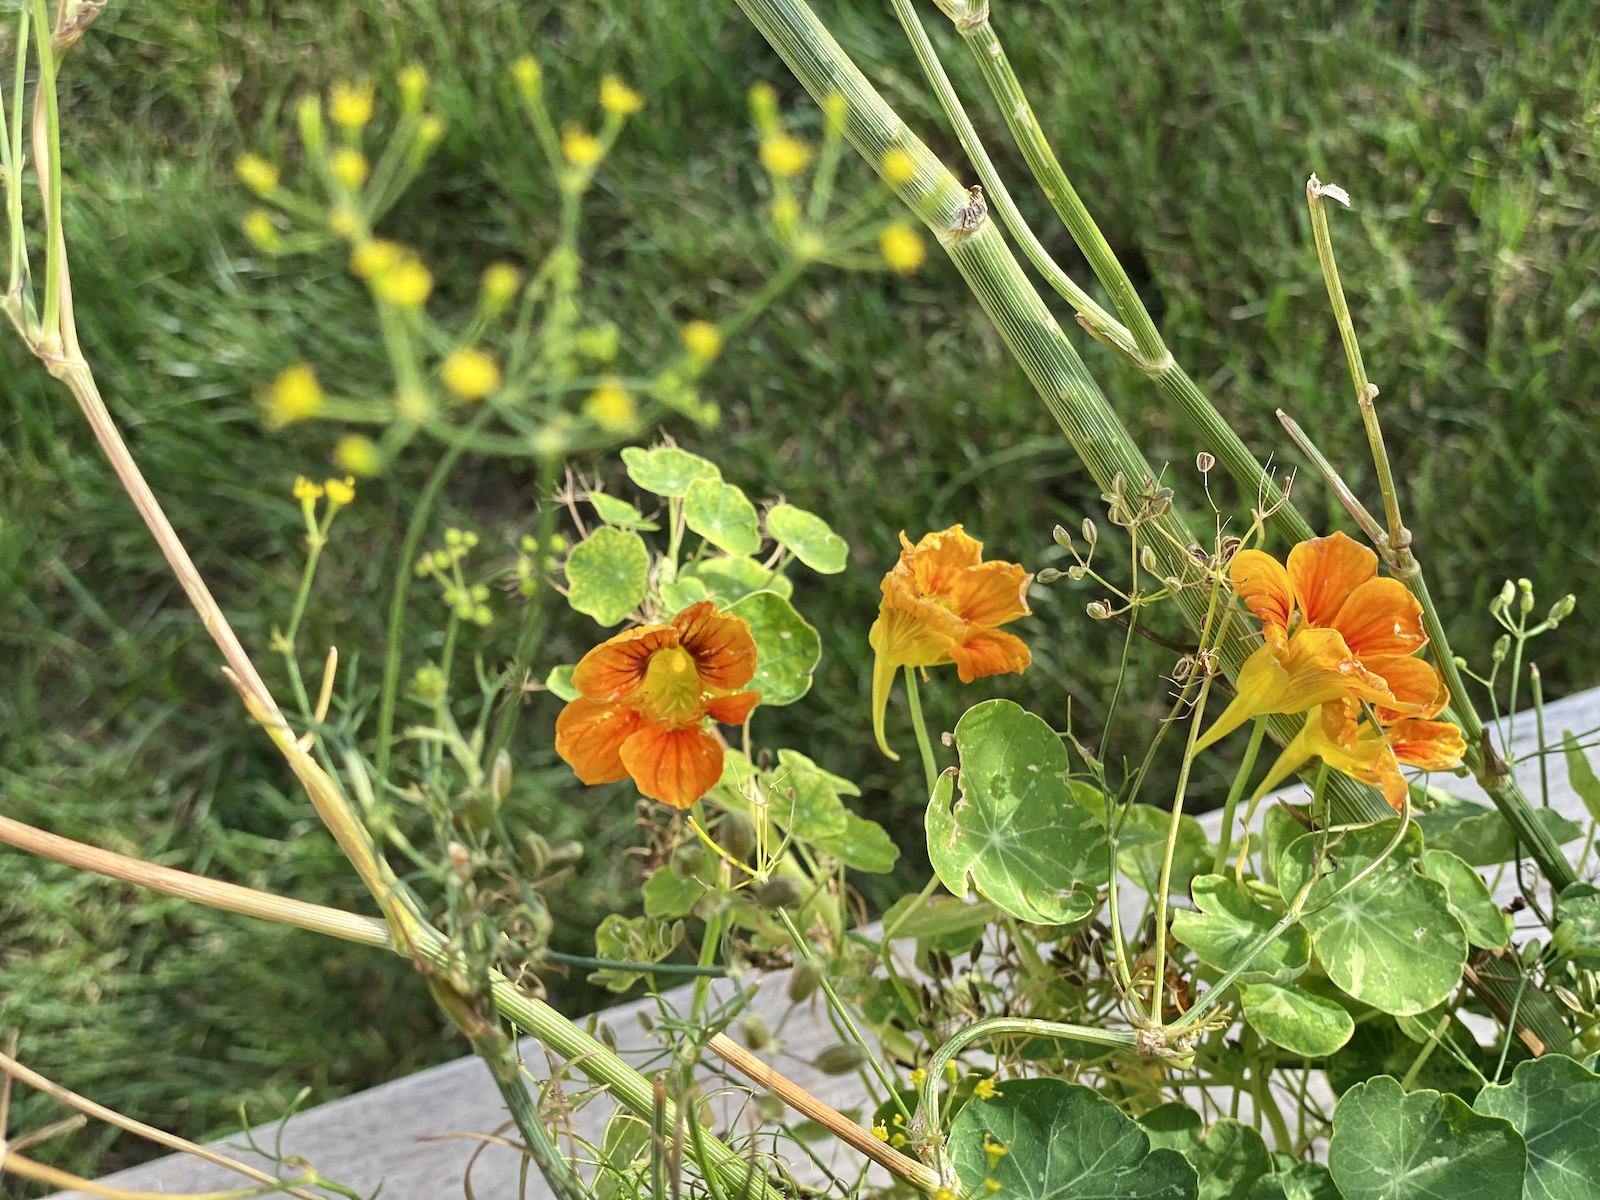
[588,490,659,530]
[928,700,1110,925]
[1328,1076,1525,1200]
[684,478,761,557]
[767,748,851,840]
[565,527,650,626]
[815,811,899,873]
[684,555,792,602]
[1474,1054,1600,1200]
[1420,849,1510,949]
[1139,1103,1204,1155]
[545,664,579,702]
[1553,882,1600,965]
[641,865,707,920]
[1246,1161,1338,1200]
[1413,788,1582,867]
[1187,1118,1270,1200]
[764,503,848,574]
[1326,1015,1485,1101]
[620,445,721,497]
[881,893,1000,944]
[1278,820,1466,1016]
[1238,982,1353,1058]
[594,1112,651,1200]
[1171,874,1309,985]
[726,591,820,707]
[1118,804,1211,899]
[950,1078,1198,1200]
[658,576,710,615]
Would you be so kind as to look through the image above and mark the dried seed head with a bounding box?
[754,876,803,910]
[1172,655,1195,682]
[1086,600,1111,620]
[1052,524,1073,550]
[1196,451,1215,473]
[740,1013,771,1050]
[1218,535,1242,565]
[1081,518,1099,546]
[788,958,823,1003]
[1067,565,1087,581]
[1139,546,1158,574]
[1036,567,1063,584]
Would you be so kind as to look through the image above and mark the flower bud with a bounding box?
[755,1093,786,1122]
[489,749,512,806]
[740,1013,771,1050]
[1548,594,1576,627]
[398,64,429,114]
[1492,633,1511,663]
[787,957,823,1003]
[754,875,803,910]
[1081,518,1098,547]
[519,832,551,875]
[547,840,584,869]
[1035,567,1062,584]
[813,1044,868,1075]
[448,841,472,879]
[1052,524,1072,550]
[1519,577,1535,615]
[1066,565,1087,581]
[412,664,446,701]
[1492,579,1516,616]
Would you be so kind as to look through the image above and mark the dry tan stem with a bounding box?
[0,1151,284,1200]
[706,1033,937,1191]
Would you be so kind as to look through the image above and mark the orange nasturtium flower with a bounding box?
[555,601,760,809]
[869,525,1032,758]
[1195,530,1464,808]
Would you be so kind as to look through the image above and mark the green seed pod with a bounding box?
[754,876,803,910]
[740,1013,771,1050]
[671,842,706,877]
[519,832,551,875]
[718,810,756,863]
[489,749,512,807]
[754,1092,786,1123]
[1051,524,1072,550]
[1548,594,1577,627]
[547,839,584,869]
[788,958,823,1004]
[813,1043,868,1075]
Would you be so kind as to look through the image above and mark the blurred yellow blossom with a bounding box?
[681,320,722,361]
[481,263,522,312]
[329,81,375,129]
[235,154,279,195]
[395,386,433,422]
[397,64,429,113]
[747,82,778,131]
[349,239,403,279]
[879,223,926,273]
[327,206,360,239]
[822,91,847,130]
[512,56,542,102]
[377,259,433,308]
[414,114,446,154]
[881,147,917,186]
[585,380,635,432]
[292,476,324,502]
[266,364,323,427]
[441,348,503,400]
[759,133,809,177]
[562,126,604,167]
[330,148,369,188]
[334,435,381,477]
[324,476,356,506]
[242,210,280,253]
[600,75,644,116]
[973,1077,1002,1100]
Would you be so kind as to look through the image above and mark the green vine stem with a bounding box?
[1212,716,1268,875]
[902,665,941,798]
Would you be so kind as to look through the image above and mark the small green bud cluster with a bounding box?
[415,528,492,626]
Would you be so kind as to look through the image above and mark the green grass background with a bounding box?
[2,0,1596,1183]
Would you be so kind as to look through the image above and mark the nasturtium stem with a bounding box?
[1213,717,1269,875]
[1150,675,1211,1024]
[903,666,941,798]
[29,0,62,342]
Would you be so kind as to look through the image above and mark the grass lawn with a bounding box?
[1,0,1596,1182]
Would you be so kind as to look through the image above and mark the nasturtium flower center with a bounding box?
[639,645,701,723]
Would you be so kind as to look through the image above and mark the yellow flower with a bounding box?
[747,82,778,130]
[908,1067,927,1087]
[397,64,429,113]
[265,364,323,427]
[759,133,810,177]
[822,91,848,130]
[395,386,433,422]
[323,476,356,506]
[870,1122,889,1142]
[329,81,375,129]
[349,239,403,279]
[330,148,369,188]
[511,56,542,102]
[870,526,1032,758]
[972,1076,1002,1101]
[585,380,636,432]
[441,348,503,400]
[241,210,280,253]
[934,1189,957,1200]
[984,1181,1002,1194]
[414,114,446,154]
[881,147,917,186]
[562,126,604,167]
[600,75,644,116]
[292,476,324,501]
[982,1133,1009,1168]
[377,259,433,308]
[879,224,926,273]
[680,320,722,362]
[234,154,278,194]
[327,206,360,239]
[333,435,381,477]
[481,263,522,312]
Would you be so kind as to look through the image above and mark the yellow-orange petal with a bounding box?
[1229,549,1293,646]
[572,624,680,700]
[1331,576,1427,660]
[555,697,644,783]
[946,559,1032,629]
[900,525,983,598]
[869,606,954,760]
[880,571,970,643]
[1369,655,1450,722]
[619,723,726,808]
[706,690,761,725]
[949,629,1031,683]
[672,600,758,692]
[1288,532,1377,629]
[1389,718,1466,771]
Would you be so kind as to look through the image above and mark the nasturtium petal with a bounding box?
[726,591,819,706]
[950,1078,1198,1200]
[1420,849,1510,949]
[1278,820,1466,1015]
[620,445,721,497]
[684,478,761,557]
[1328,1076,1525,1200]
[765,503,848,573]
[565,526,650,626]
[934,700,1110,925]
[1474,1053,1600,1200]
[1171,874,1309,985]
[589,491,659,530]
[1238,982,1353,1057]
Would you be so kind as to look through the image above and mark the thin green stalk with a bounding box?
[902,666,940,798]
[1148,672,1214,1022]
[4,8,28,299]
[879,873,940,1024]
[1398,1009,1451,1092]
[29,0,61,339]
[541,952,726,978]
[1213,717,1268,874]
[1531,663,1549,806]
